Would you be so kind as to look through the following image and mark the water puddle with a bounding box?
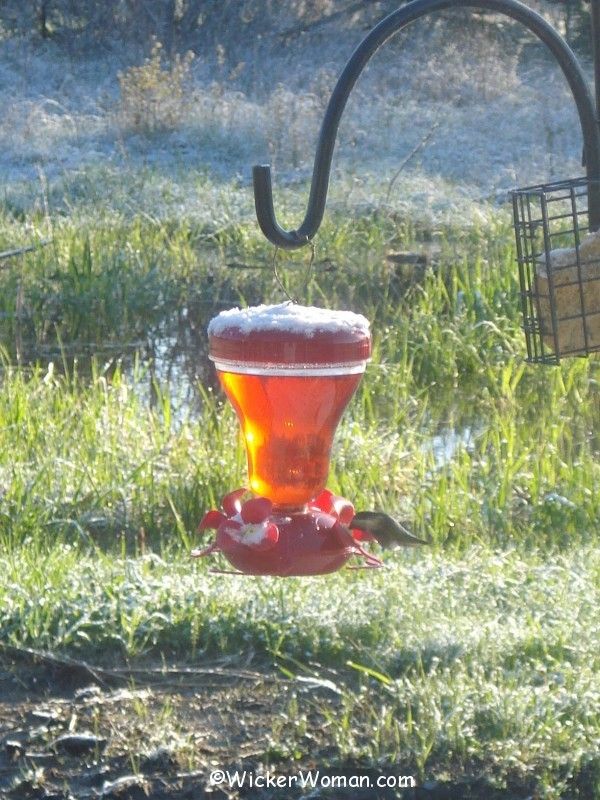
[428,425,476,468]
[6,300,230,420]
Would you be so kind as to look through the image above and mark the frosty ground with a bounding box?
[0,9,588,227]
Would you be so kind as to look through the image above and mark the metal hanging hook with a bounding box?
[253,0,600,250]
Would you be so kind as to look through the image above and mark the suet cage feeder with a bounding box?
[513,178,600,363]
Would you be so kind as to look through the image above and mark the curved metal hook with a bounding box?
[253,0,600,249]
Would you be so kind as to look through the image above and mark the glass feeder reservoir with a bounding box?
[194,303,382,576]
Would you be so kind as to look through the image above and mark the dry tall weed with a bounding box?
[117,41,194,134]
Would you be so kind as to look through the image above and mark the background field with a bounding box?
[0,2,599,799]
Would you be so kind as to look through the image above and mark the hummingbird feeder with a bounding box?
[194,303,383,575]
[196,0,600,575]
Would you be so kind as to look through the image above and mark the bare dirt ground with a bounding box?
[0,651,388,800]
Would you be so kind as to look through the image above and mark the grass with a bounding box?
[1,546,599,795]
[0,188,599,797]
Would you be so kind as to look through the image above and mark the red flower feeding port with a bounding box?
[194,303,383,576]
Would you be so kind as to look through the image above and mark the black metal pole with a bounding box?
[253,0,600,249]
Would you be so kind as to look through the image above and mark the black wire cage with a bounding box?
[512,178,600,364]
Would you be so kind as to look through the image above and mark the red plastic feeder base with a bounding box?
[193,488,382,577]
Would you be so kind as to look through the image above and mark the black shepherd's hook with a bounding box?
[253,0,600,249]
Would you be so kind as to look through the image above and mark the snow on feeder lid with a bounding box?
[208,302,371,372]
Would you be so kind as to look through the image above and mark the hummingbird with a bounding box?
[349,511,428,549]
